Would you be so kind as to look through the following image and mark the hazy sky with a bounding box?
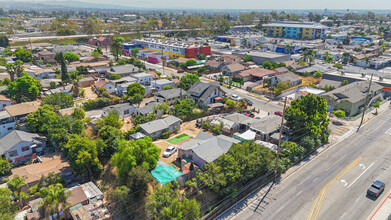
[83,0,390,10]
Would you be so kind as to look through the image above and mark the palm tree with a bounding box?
[38,183,71,220]
[6,175,28,208]
[364,57,371,68]
[5,60,24,81]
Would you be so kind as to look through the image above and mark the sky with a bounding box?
[67,0,391,10]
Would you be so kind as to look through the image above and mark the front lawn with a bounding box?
[167,134,192,144]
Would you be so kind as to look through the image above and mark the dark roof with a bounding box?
[109,65,139,75]
[225,63,246,72]
[0,130,46,155]
[136,102,159,115]
[155,88,184,99]
[204,59,224,68]
[187,81,224,102]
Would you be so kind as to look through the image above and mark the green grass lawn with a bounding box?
[167,134,192,144]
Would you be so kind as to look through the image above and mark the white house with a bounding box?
[95,80,116,94]
[0,130,47,165]
[0,111,16,138]
[132,72,154,85]
[0,95,16,111]
[151,79,175,91]
[186,81,226,106]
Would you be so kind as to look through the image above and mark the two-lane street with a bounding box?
[220,109,391,220]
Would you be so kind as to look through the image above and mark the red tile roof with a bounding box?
[95,80,108,88]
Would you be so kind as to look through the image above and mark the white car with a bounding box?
[229,94,241,101]
[163,146,177,157]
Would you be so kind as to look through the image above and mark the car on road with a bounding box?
[163,146,177,157]
[229,94,241,101]
[177,69,185,73]
[243,98,253,106]
[274,111,283,117]
[245,113,255,118]
[367,180,385,198]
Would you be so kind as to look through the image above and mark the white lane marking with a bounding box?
[359,164,366,169]
[348,162,375,188]
[341,212,348,218]
[276,205,285,213]
[340,180,347,186]
[327,154,347,171]
[356,196,361,203]
[313,178,318,182]
[296,191,302,196]
[386,128,391,135]
[375,174,382,180]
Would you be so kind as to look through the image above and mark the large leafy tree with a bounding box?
[98,125,123,156]
[173,98,198,121]
[71,107,85,120]
[65,135,102,179]
[6,175,28,207]
[146,182,200,220]
[5,60,24,81]
[0,34,9,48]
[42,93,74,109]
[101,110,123,129]
[127,83,145,105]
[178,74,200,91]
[15,48,32,63]
[0,188,17,219]
[8,72,40,102]
[111,137,160,183]
[63,52,80,62]
[38,183,71,219]
[0,157,11,177]
[111,37,124,61]
[285,94,330,143]
[54,52,69,83]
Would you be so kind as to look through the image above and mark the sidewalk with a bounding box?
[367,189,391,220]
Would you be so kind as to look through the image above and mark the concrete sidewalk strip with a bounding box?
[368,193,391,220]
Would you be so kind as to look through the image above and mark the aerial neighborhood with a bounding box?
[0,5,391,220]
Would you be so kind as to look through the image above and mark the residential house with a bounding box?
[0,130,47,165]
[204,59,225,70]
[102,103,136,118]
[318,79,343,89]
[88,37,112,47]
[222,63,246,76]
[154,88,185,104]
[106,65,139,77]
[134,102,160,117]
[95,80,116,94]
[186,81,225,106]
[249,115,282,141]
[39,79,62,89]
[273,67,290,75]
[139,115,182,138]
[5,101,40,121]
[217,54,242,64]
[11,156,72,187]
[0,94,16,110]
[177,131,240,168]
[33,68,56,79]
[274,72,302,87]
[132,72,154,85]
[52,45,74,54]
[236,68,277,82]
[147,71,159,79]
[78,77,95,87]
[233,51,291,65]
[0,111,16,138]
[34,50,56,64]
[151,79,175,91]
[321,81,384,116]
[110,76,137,96]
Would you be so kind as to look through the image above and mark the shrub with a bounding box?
[161,131,171,139]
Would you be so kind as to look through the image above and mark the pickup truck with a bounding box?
[367,180,385,198]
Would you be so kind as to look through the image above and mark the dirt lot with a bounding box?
[253,75,322,94]
[154,141,178,164]
[82,86,98,99]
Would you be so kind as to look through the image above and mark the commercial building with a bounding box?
[132,38,212,59]
[232,51,291,65]
[265,22,328,40]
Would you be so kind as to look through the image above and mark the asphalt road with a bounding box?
[224,109,391,220]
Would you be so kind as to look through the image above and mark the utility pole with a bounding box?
[274,97,287,184]
[358,73,373,131]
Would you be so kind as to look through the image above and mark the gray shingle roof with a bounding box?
[155,88,184,100]
[187,81,223,102]
[139,115,181,134]
[318,79,342,89]
[250,115,282,134]
[276,72,301,83]
[103,103,135,112]
[178,131,240,163]
[322,81,383,103]
[0,130,46,155]
[109,64,138,75]
[136,102,159,115]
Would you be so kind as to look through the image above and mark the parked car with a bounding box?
[177,69,185,73]
[367,180,385,198]
[245,113,255,118]
[163,146,177,157]
[243,98,253,106]
[229,94,241,101]
[274,111,283,117]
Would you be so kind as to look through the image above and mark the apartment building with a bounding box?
[265,22,327,40]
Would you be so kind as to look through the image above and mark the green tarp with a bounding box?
[151,165,185,185]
